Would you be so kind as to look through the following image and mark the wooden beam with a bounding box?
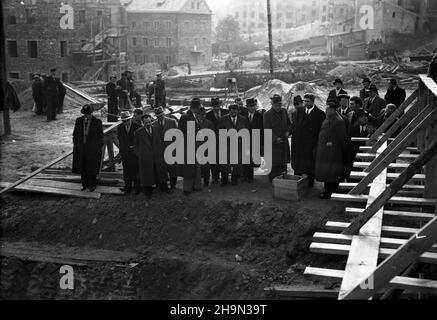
[310,243,437,264]
[353,162,410,170]
[305,267,437,295]
[264,286,339,299]
[345,208,435,222]
[340,213,437,299]
[360,146,418,153]
[0,2,10,135]
[343,139,437,235]
[339,182,424,192]
[24,179,123,195]
[0,182,100,199]
[355,153,417,160]
[349,171,425,182]
[0,122,120,195]
[326,221,419,238]
[368,89,418,145]
[331,193,436,206]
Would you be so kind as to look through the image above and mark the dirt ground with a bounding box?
[0,107,348,300]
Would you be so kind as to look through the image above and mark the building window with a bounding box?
[97,10,103,17]
[132,37,137,46]
[131,21,137,28]
[78,10,86,24]
[25,9,36,24]
[275,22,282,28]
[197,2,200,9]
[192,1,195,9]
[61,72,69,83]
[194,38,198,46]
[9,72,19,79]
[154,21,160,31]
[143,55,148,63]
[154,55,160,63]
[166,38,172,48]
[277,13,282,19]
[143,38,149,46]
[166,56,171,64]
[143,21,150,31]
[392,12,396,18]
[135,55,140,63]
[202,37,207,45]
[7,16,17,24]
[7,41,18,58]
[60,41,68,57]
[154,38,159,47]
[28,41,38,58]
[166,21,172,29]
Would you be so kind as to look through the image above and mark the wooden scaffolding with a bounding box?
[269,75,437,300]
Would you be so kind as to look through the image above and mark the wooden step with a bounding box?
[0,182,100,199]
[331,193,436,206]
[24,179,123,195]
[325,221,419,238]
[356,153,418,160]
[353,162,411,170]
[345,208,435,222]
[359,146,418,153]
[339,182,424,192]
[349,171,426,182]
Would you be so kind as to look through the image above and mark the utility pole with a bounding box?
[1,1,11,135]
[267,0,274,76]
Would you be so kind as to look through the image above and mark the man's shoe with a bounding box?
[81,187,88,191]
[89,186,96,192]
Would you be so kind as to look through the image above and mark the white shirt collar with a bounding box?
[306,106,315,114]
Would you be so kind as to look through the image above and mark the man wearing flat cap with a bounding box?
[384,78,406,107]
[363,84,387,121]
[206,97,229,184]
[291,93,325,188]
[72,105,104,192]
[153,106,178,190]
[327,78,348,104]
[240,98,264,182]
[179,97,202,195]
[263,94,293,183]
[117,111,142,194]
[44,68,60,121]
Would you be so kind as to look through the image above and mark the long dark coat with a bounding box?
[199,118,215,176]
[56,79,66,113]
[315,113,348,183]
[178,110,200,179]
[206,108,229,166]
[106,82,120,122]
[72,116,104,176]
[384,86,406,107]
[217,114,249,175]
[291,106,325,175]
[44,76,59,120]
[134,126,168,187]
[360,88,370,101]
[153,116,178,177]
[263,108,292,167]
[363,95,387,121]
[327,88,348,103]
[428,59,437,82]
[240,108,264,157]
[118,122,142,182]
[32,80,44,114]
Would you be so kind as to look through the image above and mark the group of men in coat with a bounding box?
[31,68,66,121]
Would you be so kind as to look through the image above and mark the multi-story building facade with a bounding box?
[126,0,212,67]
[3,0,127,82]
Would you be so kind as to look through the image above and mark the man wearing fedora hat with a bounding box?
[106,75,121,122]
[134,114,169,198]
[117,111,141,194]
[240,98,264,182]
[44,68,60,121]
[149,71,166,108]
[327,78,348,104]
[384,78,406,108]
[72,105,104,192]
[360,78,372,101]
[179,97,202,195]
[32,74,44,115]
[206,97,229,184]
[264,94,293,183]
[363,84,387,121]
[153,106,178,190]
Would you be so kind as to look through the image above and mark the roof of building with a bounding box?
[126,0,212,14]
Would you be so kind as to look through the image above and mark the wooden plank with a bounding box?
[264,285,339,299]
[368,88,418,145]
[24,179,123,195]
[310,243,437,264]
[339,182,424,192]
[0,182,101,199]
[360,146,418,153]
[419,74,437,96]
[325,221,419,238]
[21,174,122,186]
[349,171,425,182]
[305,267,437,295]
[345,208,435,222]
[0,122,120,195]
[353,162,410,170]
[312,232,437,252]
[356,153,418,160]
[340,212,437,299]
[331,193,436,206]
[43,169,124,180]
[352,137,394,142]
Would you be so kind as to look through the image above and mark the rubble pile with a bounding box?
[327,64,369,84]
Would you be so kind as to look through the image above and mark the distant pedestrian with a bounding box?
[31,74,44,115]
[72,105,104,192]
[315,101,348,199]
[363,84,387,122]
[360,77,371,101]
[44,68,59,121]
[56,78,66,114]
[197,106,215,187]
[150,72,166,108]
[117,72,132,110]
[327,78,348,103]
[384,78,406,107]
[106,75,121,122]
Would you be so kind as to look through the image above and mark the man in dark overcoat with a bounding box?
[218,104,249,186]
[56,78,66,114]
[178,98,202,195]
[134,114,169,198]
[44,68,59,121]
[206,97,229,184]
[117,111,142,194]
[153,106,178,190]
[384,78,406,107]
[363,84,387,122]
[264,94,292,183]
[240,98,264,182]
[327,78,348,104]
[359,78,371,101]
[291,93,326,187]
[150,72,166,108]
[106,75,121,122]
[315,102,348,199]
[32,74,44,115]
[198,107,215,187]
[72,105,104,192]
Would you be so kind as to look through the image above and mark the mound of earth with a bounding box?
[327,64,368,84]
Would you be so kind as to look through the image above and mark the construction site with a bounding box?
[1,0,437,302]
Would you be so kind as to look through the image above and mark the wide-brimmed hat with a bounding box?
[199,107,207,115]
[156,71,162,76]
[369,84,379,92]
[81,104,93,115]
[211,97,221,107]
[271,94,282,104]
[50,68,57,73]
[338,93,350,100]
[191,97,201,109]
[246,98,257,107]
[119,111,133,121]
[362,77,371,84]
[389,78,398,85]
[293,95,303,103]
[228,104,238,110]
[333,78,343,85]
[155,107,165,117]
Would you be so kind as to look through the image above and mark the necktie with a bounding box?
[249,114,253,123]
[232,117,236,127]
